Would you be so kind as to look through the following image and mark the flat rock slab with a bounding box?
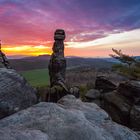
[0,95,139,140]
[0,129,49,140]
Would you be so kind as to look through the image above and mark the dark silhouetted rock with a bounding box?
[48,29,67,89]
[100,80,140,131]
[103,91,132,126]
[47,29,68,102]
[130,105,140,130]
[118,81,140,104]
[0,68,37,119]
[45,85,67,102]
[95,76,117,93]
[0,95,139,140]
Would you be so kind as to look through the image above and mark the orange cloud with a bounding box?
[1,29,140,58]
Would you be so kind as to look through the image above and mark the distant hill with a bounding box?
[9,55,115,71]
[135,56,140,60]
[9,55,50,71]
[102,56,140,63]
[101,58,120,63]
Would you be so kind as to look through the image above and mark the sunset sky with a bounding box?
[0,0,140,58]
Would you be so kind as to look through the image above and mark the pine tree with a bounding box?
[110,48,140,80]
[110,48,136,68]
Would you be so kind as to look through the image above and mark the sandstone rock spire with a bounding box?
[48,29,67,91]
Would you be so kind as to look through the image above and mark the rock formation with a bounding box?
[0,68,37,119]
[87,77,140,131]
[118,81,140,104]
[103,80,140,130]
[48,29,67,90]
[0,41,11,69]
[85,89,101,106]
[103,90,131,125]
[95,76,117,93]
[47,29,79,102]
[47,29,68,102]
[0,95,139,140]
[130,105,140,130]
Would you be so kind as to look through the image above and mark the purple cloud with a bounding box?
[0,0,140,46]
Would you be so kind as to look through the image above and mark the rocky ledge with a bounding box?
[85,76,140,131]
[0,95,139,140]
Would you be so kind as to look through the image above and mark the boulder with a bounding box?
[0,95,139,140]
[85,89,101,106]
[85,89,101,100]
[103,91,132,126]
[0,68,37,119]
[118,81,140,104]
[95,76,117,93]
[130,105,140,130]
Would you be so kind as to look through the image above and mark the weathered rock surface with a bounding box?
[0,129,49,140]
[0,95,139,140]
[85,89,101,106]
[69,86,80,98]
[118,81,140,104]
[0,68,37,119]
[85,89,101,100]
[103,91,132,125]
[99,80,140,131]
[130,105,140,130]
[95,76,117,93]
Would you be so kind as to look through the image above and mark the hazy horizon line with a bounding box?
[7,54,140,60]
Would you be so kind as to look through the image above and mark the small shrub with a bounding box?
[79,85,88,101]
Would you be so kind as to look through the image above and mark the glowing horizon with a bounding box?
[1,28,140,58]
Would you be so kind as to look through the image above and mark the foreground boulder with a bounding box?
[0,95,139,140]
[0,129,49,140]
[0,68,37,119]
